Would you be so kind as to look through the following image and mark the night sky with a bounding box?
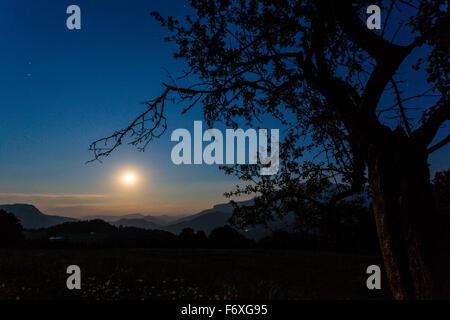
[0,0,448,217]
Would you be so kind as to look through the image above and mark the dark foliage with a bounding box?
[432,169,450,215]
[208,225,254,248]
[179,228,209,247]
[111,226,179,248]
[43,219,117,234]
[0,209,24,247]
[22,215,379,251]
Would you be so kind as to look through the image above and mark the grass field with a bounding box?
[0,248,391,300]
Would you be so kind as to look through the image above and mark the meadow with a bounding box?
[0,248,390,300]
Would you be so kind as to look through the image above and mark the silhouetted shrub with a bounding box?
[0,209,24,247]
[113,227,178,247]
[44,219,117,234]
[195,230,208,246]
[179,228,196,246]
[178,228,209,247]
[208,226,253,248]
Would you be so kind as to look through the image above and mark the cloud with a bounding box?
[0,193,111,217]
[0,193,106,199]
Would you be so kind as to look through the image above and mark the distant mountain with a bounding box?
[150,214,187,225]
[1,187,369,237]
[165,210,232,235]
[112,218,162,230]
[169,201,252,225]
[79,202,248,234]
[0,204,76,229]
[82,213,186,226]
[164,200,294,239]
[81,200,293,239]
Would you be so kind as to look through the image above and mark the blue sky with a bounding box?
[0,0,244,216]
[0,0,447,217]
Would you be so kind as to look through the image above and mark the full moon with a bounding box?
[123,172,136,185]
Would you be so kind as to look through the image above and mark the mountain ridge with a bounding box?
[0,203,76,229]
[82,213,188,226]
[1,189,369,238]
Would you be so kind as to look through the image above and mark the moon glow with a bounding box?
[123,172,136,185]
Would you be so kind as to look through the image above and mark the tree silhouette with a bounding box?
[179,227,207,247]
[89,1,449,299]
[208,226,252,248]
[432,169,450,215]
[0,209,24,247]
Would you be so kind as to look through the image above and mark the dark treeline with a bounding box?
[0,212,377,252]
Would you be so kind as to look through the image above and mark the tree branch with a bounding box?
[331,0,413,62]
[391,78,412,136]
[412,104,450,148]
[87,86,171,163]
[427,133,450,154]
[330,0,415,115]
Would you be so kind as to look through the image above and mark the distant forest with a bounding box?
[0,215,377,252]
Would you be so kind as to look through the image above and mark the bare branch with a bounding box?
[412,104,450,148]
[87,86,171,163]
[331,0,414,62]
[427,133,450,154]
[391,78,412,136]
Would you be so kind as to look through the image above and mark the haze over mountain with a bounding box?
[0,201,281,239]
[154,200,295,239]
[170,202,239,224]
[112,218,162,230]
[1,188,369,238]
[82,213,186,226]
[85,202,248,234]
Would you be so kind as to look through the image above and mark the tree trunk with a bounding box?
[367,129,449,300]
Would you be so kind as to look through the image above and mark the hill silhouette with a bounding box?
[0,204,76,229]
